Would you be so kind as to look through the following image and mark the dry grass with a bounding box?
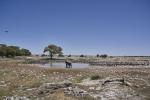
[0,60,150,99]
[0,61,87,99]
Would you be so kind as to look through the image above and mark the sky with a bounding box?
[0,0,150,55]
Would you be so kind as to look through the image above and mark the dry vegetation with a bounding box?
[0,61,87,100]
[0,60,150,100]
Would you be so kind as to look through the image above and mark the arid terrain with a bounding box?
[1,0,150,99]
[0,57,150,100]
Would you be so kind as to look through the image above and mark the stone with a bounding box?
[60,80,72,87]
[89,87,95,90]
[95,86,102,91]
[64,86,88,97]
[102,78,125,85]
[4,96,29,100]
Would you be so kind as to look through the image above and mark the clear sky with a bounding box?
[0,0,150,55]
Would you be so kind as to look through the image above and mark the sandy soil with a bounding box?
[0,61,150,100]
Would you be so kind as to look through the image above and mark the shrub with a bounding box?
[96,54,100,57]
[68,54,71,57]
[91,75,101,80]
[80,54,86,57]
[58,54,64,57]
[100,54,108,58]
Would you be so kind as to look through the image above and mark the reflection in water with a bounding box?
[43,62,89,69]
[50,62,52,67]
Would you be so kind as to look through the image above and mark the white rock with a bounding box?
[95,86,102,90]
[89,87,95,90]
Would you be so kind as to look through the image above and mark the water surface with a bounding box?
[42,62,89,69]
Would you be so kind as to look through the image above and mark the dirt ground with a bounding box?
[0,61,150,100]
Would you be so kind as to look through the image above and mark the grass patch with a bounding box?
[74,77,85,83]
[0,87,11,99]
[82,95,95,100]
[27,80,42,88]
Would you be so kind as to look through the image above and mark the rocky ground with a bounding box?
[0,61,150,100]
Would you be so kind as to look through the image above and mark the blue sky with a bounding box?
[0,0,150,55]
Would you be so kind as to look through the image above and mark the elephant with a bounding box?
[65,61,72,68]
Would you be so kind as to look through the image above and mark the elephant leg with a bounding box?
[66,64,68,68]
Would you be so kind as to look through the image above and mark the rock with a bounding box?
[78,78,100,86]
[124,81,132,87]
[34,80,73,96]
[26,88,37,91]
[60,80,72,87]
[64,86,88,97]
[102,77,125,85]
[0,81,7,87]
[89,87,95,90]
[0,81,5,84]
[39,83,63,91]
[4,96,29,100]
[95,86,102,91]
[42,75,46,77]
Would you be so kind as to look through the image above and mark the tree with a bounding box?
[8,46,20,56]
[0,47,7,57]
[20,48,31,56]
[96,54,100,57]
[44,44,63,59]
[68,54,71,57]
[80,54,85,57]
[41,54,46,57]
[0,44,7,47]
[6,47,16,57]
[58,54,64,57]
[100,54,108,58]
[0,44,32,57]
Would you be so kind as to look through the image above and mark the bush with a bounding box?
[41,54,46,57]
[58,54,64,57]
[80,54,86,57]
[91,75,101,80]
[68,54,71,57]
[100,54,108,58]
[96,54,100,57]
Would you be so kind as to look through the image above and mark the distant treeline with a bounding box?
[111,56,150,57]
[0,44,31,57]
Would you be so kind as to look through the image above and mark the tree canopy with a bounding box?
[0,44,32,57]
[44,44,63,59]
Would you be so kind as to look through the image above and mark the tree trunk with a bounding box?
[50,52,53,60]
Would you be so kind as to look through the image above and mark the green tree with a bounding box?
[80,54,85,57]
[0,44,7,57]
[96,54,100,57]
[0,47,7,57]
[100,54,108,58]
[20,48,31,56]
[0,44,32,57]
[68,54,71,57]
[6,47,16,57]
[44,44,63,59]
[0,44,7,47]
[8,46,21,56]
